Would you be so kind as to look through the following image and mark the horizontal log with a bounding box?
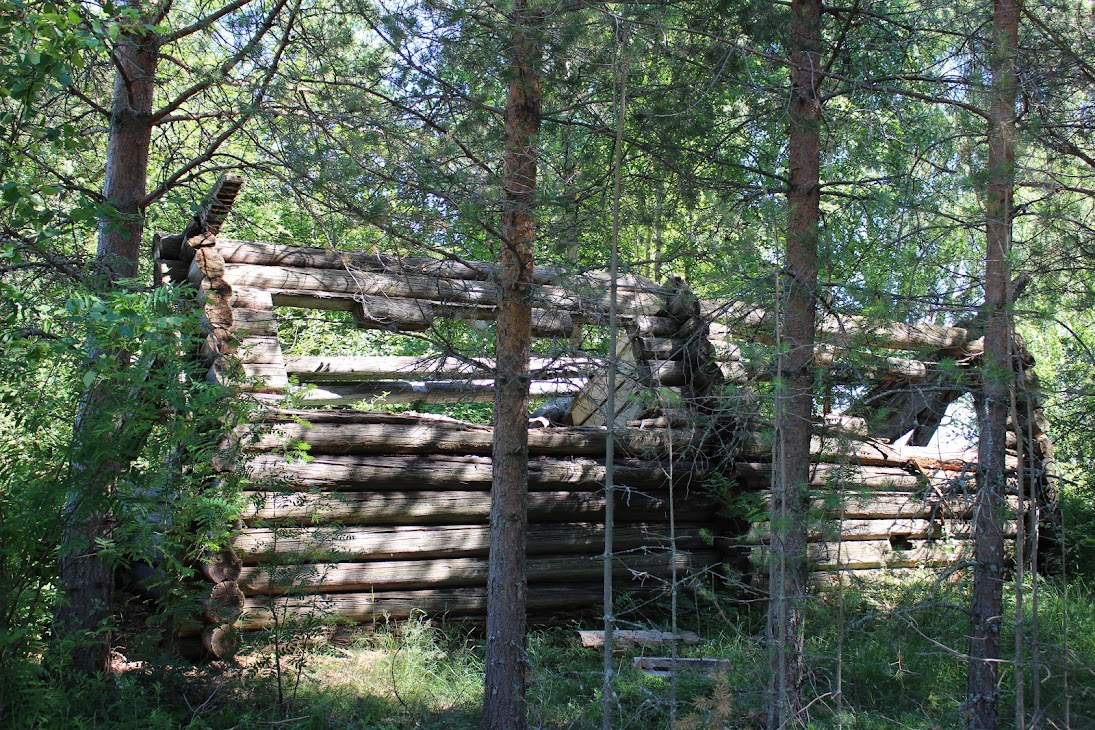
[220,263,667,318]
[282,355,596,381]
[234,336,284,365]
[733,463,922,490]
[215,239,661,291]
[235,584,611,629]
[156,258,188,285]
[638,337,698,360]
[751,538,976,571]
[154,233,185,261]
[749,490,1023,519]
[809,567,963,590]
[208,363,287,393]
[706,309,970,352]
[238,363,290,389]
[242,418,701,458]
[234,522,707,563]
[240,489,719,526]
[237,551,720,594]
[289,378,585,406]
[249,290,581,338]
[244,453,699,491]
[204,581,245,624]
[228,308,278,337]
[200,547,243,583]
[734,432,904,466]
[746,518,1017,543]
[201,624,239,658]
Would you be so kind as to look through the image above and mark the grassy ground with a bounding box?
[4,577,1095,729]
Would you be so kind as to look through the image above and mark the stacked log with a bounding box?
[153,177,1053,652]
[205,411,721,641]
[157,174,251,656]
[734,446,1024,585]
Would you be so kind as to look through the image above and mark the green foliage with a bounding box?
[0,282,250,719]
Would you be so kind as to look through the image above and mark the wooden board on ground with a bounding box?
[578,629,702,649]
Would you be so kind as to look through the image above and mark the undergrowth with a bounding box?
[3,580,1095,729]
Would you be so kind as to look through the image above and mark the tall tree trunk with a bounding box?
[483,2,540,728]
[97,20,159,279]
[967,1,1020,727]
[54,16,158,674]
[767,0,821,726]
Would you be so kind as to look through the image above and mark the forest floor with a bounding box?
[5,578,1095,729]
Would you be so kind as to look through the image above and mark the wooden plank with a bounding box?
[234,522,708,563]
[238,551,719,594]
[194,173,245,236]
[240,489,720,526]
[244,453,699,492]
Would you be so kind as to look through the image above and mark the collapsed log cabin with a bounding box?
[156,176,1056,656]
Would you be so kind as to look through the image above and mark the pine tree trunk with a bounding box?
[482,2,540,728]
[97,21,158,279]
[967,1,1020,727]
[55,17,158,674]
[767,0,821,726]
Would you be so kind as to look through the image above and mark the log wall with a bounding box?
[155,176,1052,656]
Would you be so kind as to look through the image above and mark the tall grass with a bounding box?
[5,578,1095,728]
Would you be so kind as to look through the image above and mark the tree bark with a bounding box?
[967,1,1021,728]
[483,2,540,728]
[54,10,159,674]
[97,17,159,279]
[767,0,822,726]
